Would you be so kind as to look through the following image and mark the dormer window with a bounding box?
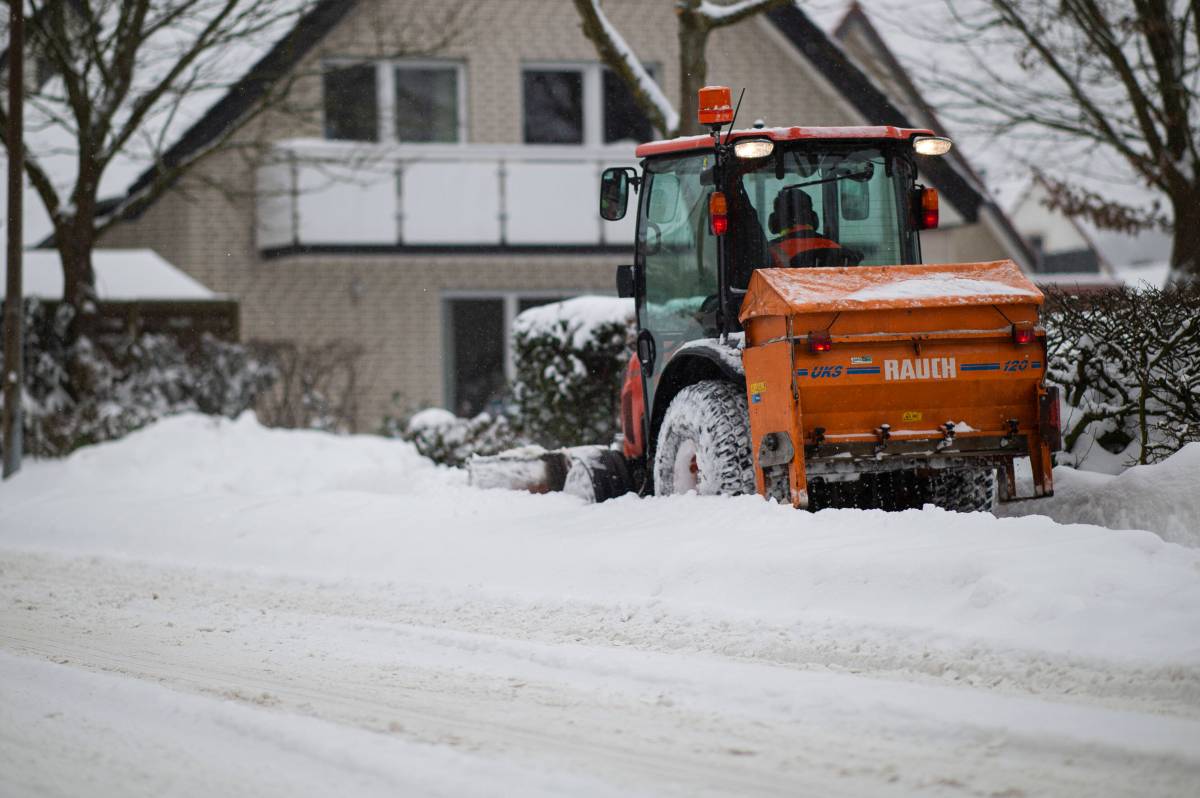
[323,60,465,143]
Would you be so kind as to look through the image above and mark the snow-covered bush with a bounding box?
[510,296,636,449]
[1043,284,1200,467]
[0,299,276,458]
[381,405,517,467]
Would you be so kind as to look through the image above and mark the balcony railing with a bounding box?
[256,140,639,251]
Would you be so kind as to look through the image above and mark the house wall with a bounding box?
[102,0,1016,429]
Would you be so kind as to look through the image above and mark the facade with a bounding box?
[97,0,1031,430]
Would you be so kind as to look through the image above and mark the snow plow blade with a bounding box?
[468,446,634,503]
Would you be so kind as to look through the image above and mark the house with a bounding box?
[1,249,238,344]
[93,0,1034,429]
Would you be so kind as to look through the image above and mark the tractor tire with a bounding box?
[928,467,997,513]
[653,380,756,497]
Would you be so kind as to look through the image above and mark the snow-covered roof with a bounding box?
[0,249,219,301]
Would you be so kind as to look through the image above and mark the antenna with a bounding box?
[722,88,746,144]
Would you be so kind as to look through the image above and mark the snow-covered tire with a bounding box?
[653,380,755,497]
[929,467,996,513]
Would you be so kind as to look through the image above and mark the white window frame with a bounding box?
[380,58,468,144]
[323,57,467,144]
[521,62,659,147]
[441,290,578,409]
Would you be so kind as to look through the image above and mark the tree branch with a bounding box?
[571,0,678,134]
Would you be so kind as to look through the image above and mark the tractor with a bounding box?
[471,86,1060,512]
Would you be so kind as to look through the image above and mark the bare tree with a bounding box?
[571,0,791,137]
[935,1,1199,283]
[1,0,464,334]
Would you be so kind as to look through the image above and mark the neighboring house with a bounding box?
[1008,176,1110,275]
[2,250,237,343]
[832,2,1036,270]
[92,0,1033,429]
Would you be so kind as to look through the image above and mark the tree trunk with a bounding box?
[57,214,99,343]
[1168,189,1200,284]
[676,10,710,136]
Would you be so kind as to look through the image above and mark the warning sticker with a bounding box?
[902,410,923,422]
[749,381,767,394]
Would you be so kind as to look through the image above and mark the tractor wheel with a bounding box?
[653,380,756,497]
[928,467,997,513]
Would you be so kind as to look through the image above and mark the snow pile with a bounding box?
[7,412,456,501]
[1000,444,1200,547]
[512,296,634,350]
[2,415,1200,668]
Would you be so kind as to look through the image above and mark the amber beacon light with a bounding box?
[698,85,734,126]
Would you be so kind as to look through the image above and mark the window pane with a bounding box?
[323,64,378,142]
[395,67,459,143]
[639,155,718,380]
[603,69,655,144]
[523,70,583,144]
[448,299,506,417]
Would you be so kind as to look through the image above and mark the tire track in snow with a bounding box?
[3,550,1200,797]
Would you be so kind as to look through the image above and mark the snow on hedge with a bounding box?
[512,296,634,350]
[511,296,635,448]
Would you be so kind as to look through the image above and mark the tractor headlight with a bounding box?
[913,136,953,156]
[733,139,775,160]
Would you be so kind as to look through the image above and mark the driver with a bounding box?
[767,186,843,268]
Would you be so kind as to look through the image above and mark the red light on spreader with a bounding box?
[1013,324,1035,345]
[809,332,833,353]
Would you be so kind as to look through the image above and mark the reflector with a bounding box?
[709,191,728,235]
[1012,323,1035,344]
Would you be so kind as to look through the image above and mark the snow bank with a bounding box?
[6,412,456,500]
[2,415,1200,669]
[512,295,634,349]
[1000,444,1200,548]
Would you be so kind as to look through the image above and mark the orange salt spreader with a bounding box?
[470,86,1060,511]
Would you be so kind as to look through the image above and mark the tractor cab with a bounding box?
[600,88,953,465]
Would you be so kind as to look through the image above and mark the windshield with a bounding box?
[730,145,915,288]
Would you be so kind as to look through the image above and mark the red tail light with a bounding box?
[809,331,832,353]
[914,187,938,230]
[709,191,728,235]
[1012,323,1035,345]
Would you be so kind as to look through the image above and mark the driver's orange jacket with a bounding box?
[768,225,842,268]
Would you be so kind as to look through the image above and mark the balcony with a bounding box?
[256,140,639,253]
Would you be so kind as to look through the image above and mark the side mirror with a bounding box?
[616,264,635,298]
[600,168,630,221]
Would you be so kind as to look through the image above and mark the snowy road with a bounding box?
[2,415,1199,796]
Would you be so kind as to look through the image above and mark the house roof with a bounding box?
[765,4,985,222]
[1,249,219,301]
[109,0,990,228]
[120,0,356,209]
